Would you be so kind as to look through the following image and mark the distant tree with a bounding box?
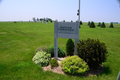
[32,17,37,22]
[101,22,106,28]
[48,18,53,23]
[71,20,73,22]
[40,18,43,22]
[109,22,114,28]
[63,20,65,22]
[89,21,95,28]
[88,21,90,25]
[37,18,40,22]
[97,22,101,26]
[80,21,82,25]
[43,18,46,22]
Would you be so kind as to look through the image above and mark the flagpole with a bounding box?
[78,0,80,22]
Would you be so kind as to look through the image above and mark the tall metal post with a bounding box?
[78,0,80,22]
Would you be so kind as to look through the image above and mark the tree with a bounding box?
[32,17,37,22]
[63,20,65,22]
[80,21,82,25]
[97,22,101,26]
[37,18,40,22]
[89,21,95,28]
[101,22,106,28]
[48,18,53,23]
[66,39,74,56]
[88,21,90,25]
[109,22,114,28]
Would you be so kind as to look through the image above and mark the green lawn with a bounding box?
[0,22,120,80]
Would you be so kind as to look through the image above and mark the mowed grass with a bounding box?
[0,22,120,80]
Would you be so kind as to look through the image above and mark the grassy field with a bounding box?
[0,22,120,80]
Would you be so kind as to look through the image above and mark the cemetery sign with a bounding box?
[54,21,79,59]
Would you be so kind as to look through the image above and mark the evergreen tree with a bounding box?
[89,21,95,28]
[97,22,101,26]
[88,21,90,25]
[101,22,106,28]
[66,39,74,56]
[80,21,82,25]
[109,22,114,28]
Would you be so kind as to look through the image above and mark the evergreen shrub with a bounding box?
[48,46,65,57]
[89,21,95,28]
[97,22,101,26]
[66,39,74,56]
[76,38,108,67]
[101,22,106,28]
[61,55,89,74]
[80,21,82,25]
[109,22,114,28]
[88,21,90,25]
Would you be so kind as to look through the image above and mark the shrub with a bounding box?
[32,51,51,67]
[101,22,106,28]
[49,59,59,67]
[14,21,17,23]
[88,21,90,25]
[80,21,82,25]
[48,46,65,57]
[89,21,95,28]
[97,22,101,26]
[61,55,89,74]
[76,38,108,67]
[66,39,74,56]
[109,22,114,28]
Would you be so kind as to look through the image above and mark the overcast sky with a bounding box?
[0,0,120,23]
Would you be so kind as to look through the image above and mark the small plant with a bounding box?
[109,22,114,28]
[32,51,51,67]
[48,46,65,57]
[76,38,108,67]
[88,21,90,25]
[66,39,74,56]
[89,21,95,28]
[61,55,89,74]
[101,22,106,28]
[49,59,59,67]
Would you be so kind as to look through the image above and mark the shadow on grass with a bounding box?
[99,66,112,76]
[0,63,8,75]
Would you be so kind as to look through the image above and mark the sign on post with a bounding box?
[54,21,79,59]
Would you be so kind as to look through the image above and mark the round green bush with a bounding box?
[49,59,59,67]
[61,55,89,74]
[32,51,51,67]
[66,39,74,56]
[76,38,108,67]
[48,46,65,57]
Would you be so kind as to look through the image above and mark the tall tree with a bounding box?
[32,17,36,22]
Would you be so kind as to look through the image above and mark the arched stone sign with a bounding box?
[54,21,79,59]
